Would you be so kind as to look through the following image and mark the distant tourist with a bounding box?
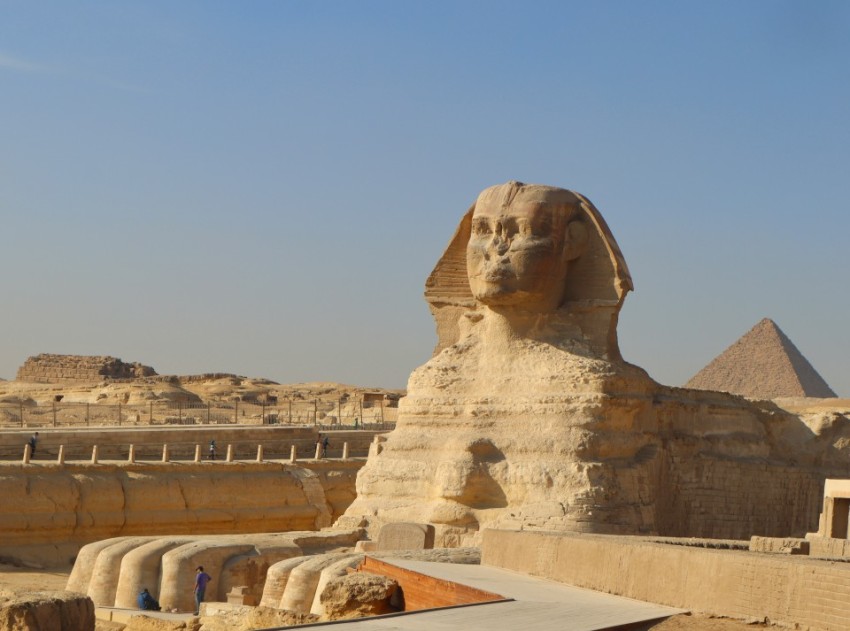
[322,435,330,457]
[194,566,212,614]
[208,440,217,461]
[28,432,39,456]
[137,588,160,611]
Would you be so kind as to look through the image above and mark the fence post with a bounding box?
[207,402,210,425]
[128,445,135,464]
[149,401,153,425]
[290,445,297,463]
[91,445,99,464]
[162,444,169,463]
[261,401,265,426]
[234,400,239,424]
[86,403,90,426]
[256,445,264,462]
[342,442,349,460]
[226,444,234,462]
[23,444,31,464]
[58,445,65,465]
[314,400,318,426]
[359,398,363,427]
[20,402,23,428]
[178,401,182,424]
[194,444,201,463]
[52,401,57,427]
[380,398,385,425]
[338,397,343,426]
[118,403,122,427]
[315,442,322,459]
[289,399,292,424]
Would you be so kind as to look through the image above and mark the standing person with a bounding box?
[28,432,39,457]
[208,440,217,461]
[322,435,330,458]
[193,565,212,614]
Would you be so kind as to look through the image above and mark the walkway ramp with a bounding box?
[280,558,684,631]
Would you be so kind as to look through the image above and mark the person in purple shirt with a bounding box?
[194,565,212,614]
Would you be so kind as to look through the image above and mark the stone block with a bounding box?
[376,523,435,551]
[749,536,809,555]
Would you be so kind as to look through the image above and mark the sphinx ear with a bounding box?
[564,219,589,261]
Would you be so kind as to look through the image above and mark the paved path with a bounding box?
[280,558,684,631]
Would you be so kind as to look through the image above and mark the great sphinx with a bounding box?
[343,181,850,546]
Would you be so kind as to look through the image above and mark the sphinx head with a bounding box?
[425,181,633,359]
[466,182,588,313]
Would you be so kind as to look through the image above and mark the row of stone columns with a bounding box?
[21,442,352,464]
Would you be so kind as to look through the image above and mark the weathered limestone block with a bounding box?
[376,523,435,551]
[341,182,850,543]
[0,590,94,631]
[309,554,364,616]
[749,536,810,555]
[197,604,318,631]
[319,573,400,620]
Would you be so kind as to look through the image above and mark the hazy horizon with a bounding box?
[1,1,847,395]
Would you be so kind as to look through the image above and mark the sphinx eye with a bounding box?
[472,219,491,236]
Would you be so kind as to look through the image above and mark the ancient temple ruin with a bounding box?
[15,354,157,383]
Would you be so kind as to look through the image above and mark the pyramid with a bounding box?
[685,318,836,399]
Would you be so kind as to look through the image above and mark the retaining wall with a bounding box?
[482,529,850,631]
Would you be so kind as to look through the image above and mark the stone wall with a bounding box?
[0,460,363,566]
[0,426,382,461]
[16,354,157,383]
[482,529,850,631]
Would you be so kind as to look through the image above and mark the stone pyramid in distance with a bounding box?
[685,318,836,399]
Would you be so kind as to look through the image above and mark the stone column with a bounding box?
[162,444,169,463]
[22,444,31,464]
[194,444,201,463]
[342,442,349,460]
[91,445,99,464]
[57,444,65,465]
[290,445,297,463]
[128,445,136,464]
[256,445,264,462]
[226,444,234,462]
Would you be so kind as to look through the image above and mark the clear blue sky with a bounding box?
[1,1,848,394]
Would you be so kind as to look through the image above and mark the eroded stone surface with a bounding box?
[0,589,94,631]
[319,573,400,620]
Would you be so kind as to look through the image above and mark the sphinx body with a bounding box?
[343,182,850,545]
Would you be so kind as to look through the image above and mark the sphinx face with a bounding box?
[466,185,578,312]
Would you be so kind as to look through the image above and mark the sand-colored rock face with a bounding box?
[16,354,156,383]
[0,589,94,631]
[0,461,362,566]
[342,181,850,544]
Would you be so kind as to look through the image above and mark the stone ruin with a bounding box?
[15,354,157,383]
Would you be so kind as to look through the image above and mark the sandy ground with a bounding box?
[0,566,772,630]
[0,564,72,592]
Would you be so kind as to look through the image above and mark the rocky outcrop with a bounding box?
[319,573,399,620]
[342,181,850,545]
[0,589,94,631]
[16,355,156,384]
